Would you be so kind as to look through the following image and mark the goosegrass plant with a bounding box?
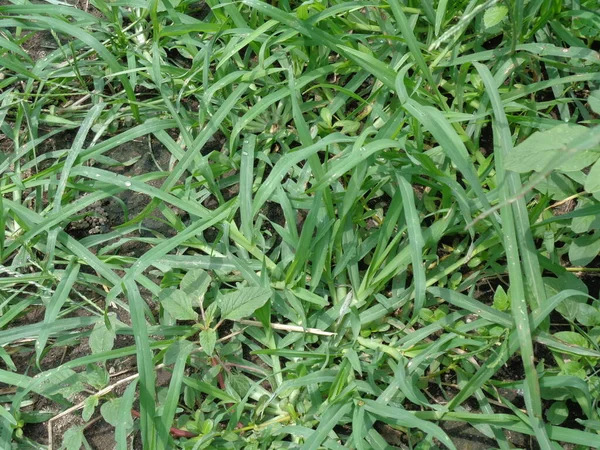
[1,0,600,448]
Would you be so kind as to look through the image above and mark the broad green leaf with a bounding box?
[89,313,117,355]
[82,396,99,422]
[199,329,217,356]
[483,6,508,29]
[223,431,239,442]
[117,381,138,448]
[164,340,198,366]
[584,159,600,193]
[85,364,109,390]
[559,361,587,378]
[540,375,593,417]
[589,90,600,115]
[544,275,588,321]
[333,120,360,134]
[505,124,600,173]
[159,288,198,321]
[34,369,85,400]
[547,401,569,425]
[557,298,586,322]
[553,331,590,349]
[575,303,600,327]
[570,199,600,232]
[101,398,133,430]
[218,287,272,321]
[59,425,85,450]
[572,11,600,38]
[180,269,212,305]
[568,233,600,267]
[320,107,333,127]
[535,172,579,200]
[227,373,251,399]
[493,286,510,312]
[205,302,219,326]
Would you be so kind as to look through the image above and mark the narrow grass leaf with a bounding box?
[123,279,157,449]
[116,380,138,449]
[396,91,501,233]
[396,174,426,319]
[162,84,248,193]
[300,402,352,450]
[182,377,237,403]
[159,340,194,450]
[53,104,104,209]
[253,134,353,215]
[35,262,80,365]
[311,139,404,192]
[240,135,256,241]
[363,399,456,450]
[429,287,513,328]
[474,62,551,448]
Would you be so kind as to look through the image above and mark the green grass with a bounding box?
[1,0,600,449]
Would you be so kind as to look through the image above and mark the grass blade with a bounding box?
[474,62,550,447]
[123,279,157,449]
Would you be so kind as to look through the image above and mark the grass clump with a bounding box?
[1,0,600,449]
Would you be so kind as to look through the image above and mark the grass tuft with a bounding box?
[1,0,600,449]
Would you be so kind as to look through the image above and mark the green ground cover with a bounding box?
[1,0,600,448]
